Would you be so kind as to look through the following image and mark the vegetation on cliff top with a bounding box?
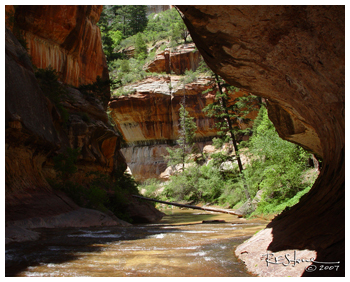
[98,6,193,94]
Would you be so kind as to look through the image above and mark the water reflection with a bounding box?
[6,209,268,277]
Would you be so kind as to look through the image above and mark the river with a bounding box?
[5,208,268,277]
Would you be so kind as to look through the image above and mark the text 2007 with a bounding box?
[319,265,339,271]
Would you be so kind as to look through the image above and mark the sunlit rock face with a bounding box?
[177,5,345,276]
[12,5,108,88]
[146,5,171,16]
[109,76,217,181]
[144,43,202,75]
[110,76,218,142]
[109,75,258,181]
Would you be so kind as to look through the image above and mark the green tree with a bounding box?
[166,98,197,170]
[98,5,124,62]
[171,21,190,44]
[119,59,130,73]
[203,73,257,201]
[134,32,148,60]
[119,5,148,37]
[98,5,148,61]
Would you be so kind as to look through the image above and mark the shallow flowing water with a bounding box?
[5,209,268,277]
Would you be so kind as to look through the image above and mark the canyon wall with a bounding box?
[109,75,257,182]
[5,5,163,237]
[5,21,124,224]
[11,5,109,93]
[146,5,172,16]
[109,76,217,181]
[177,5,345,276]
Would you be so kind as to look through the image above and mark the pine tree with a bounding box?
[119,5,148,37]
[134,33,148,60]
[166,96,197,171]
[203,73,257,201]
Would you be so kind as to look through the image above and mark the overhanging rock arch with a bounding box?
[177,5,345,276]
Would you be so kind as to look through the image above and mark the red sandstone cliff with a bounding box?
[144,43,202,75]
[109,75,257,181]
[5,6,163,239]
[10,5,108,89]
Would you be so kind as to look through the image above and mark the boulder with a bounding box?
[125,196,165,223]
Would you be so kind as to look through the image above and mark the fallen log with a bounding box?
[132,195,243,217]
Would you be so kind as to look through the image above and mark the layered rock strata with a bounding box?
[109,75,257,181]
[109,76,217,181]
[177,5,345,276]
[144,43,202,75]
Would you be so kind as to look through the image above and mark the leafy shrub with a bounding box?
[139,178,162,198]
[78,76,112,104]
[161,104,317,215]
[51,150,140,223]
[53,147,80,180]
[238,105,314,214]
[35,66,70,125]
[162,162,231,204]
[35,66,66,103]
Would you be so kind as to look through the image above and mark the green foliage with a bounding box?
[162,162,235,204]
[53,147,80,180]
[139,178,162,198]
[109,58,148,91]
[99,6,190,92]
[170,20,190,44]
[120,59,130,73]
[51,145,140,223]
[250,185,312,217]
[160,104,316,215]
[35,66,67,104]
[78,76,112,104]
[143,8,189,45]
[180,70,198,84]
[35,66,69,125]
[121,5,148,37]
[165,103,197,169]
[203,86,256,143]
[76,112,91,123]
[98,5,148,62]
[134,32,148,60]
[239,105,314,213]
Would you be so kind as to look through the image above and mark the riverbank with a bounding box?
[235,228,317,277]
[6,207,130,244]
